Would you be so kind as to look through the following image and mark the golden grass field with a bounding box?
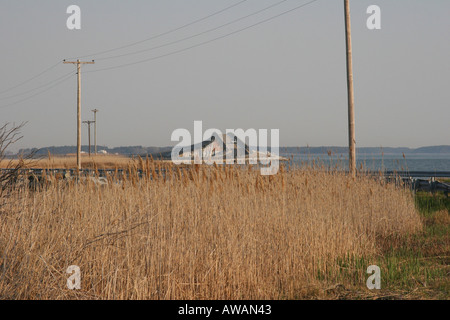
[0,156,429,300]
[0,154,135,170]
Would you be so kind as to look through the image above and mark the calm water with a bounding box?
[280,153,450,172]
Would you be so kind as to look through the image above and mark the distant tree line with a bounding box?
[15,145,450,158]
[16,146,172,157]
[280,146,450,155]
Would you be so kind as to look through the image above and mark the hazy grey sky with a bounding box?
[1,0,449,151]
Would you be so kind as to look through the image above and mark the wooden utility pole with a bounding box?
[63,59,95,171]
[83,120,95,157]
[92,109,99,154]
[344,0,356,178]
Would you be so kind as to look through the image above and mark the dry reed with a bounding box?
[0,164,422,299]
[0,154,135,170]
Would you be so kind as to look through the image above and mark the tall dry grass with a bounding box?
[0,154,134,170]
[0,163,422,299]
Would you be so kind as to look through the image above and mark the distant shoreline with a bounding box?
[11,145,450,157]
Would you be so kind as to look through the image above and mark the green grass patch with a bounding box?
[325,192,449,299]
[415,191,450,216]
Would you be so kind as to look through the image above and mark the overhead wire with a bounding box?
[0,61,62,95]
[1,0,320,109]
[86,0,319,74]
[69,0,250,60]
[0,1,250,108]
[0,70,76,101]
[0,72,76,109]
[0,1,249,100]
[95,0,290,62]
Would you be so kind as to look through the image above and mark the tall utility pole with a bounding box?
[63,59,95,172]
[92,109,99,154]
[344,0,356,178]
[83,120,95,157]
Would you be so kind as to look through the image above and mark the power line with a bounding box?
[0,1,250,99]
[0,70,75,101]
[0,0,294,101]
[0,61,62,95]
[87,0,320,74]
[69,0,250,60]
[0,72,75,109]
[1,0,319,109]
[96,0,290,62]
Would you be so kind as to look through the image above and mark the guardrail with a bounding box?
[1,168,449,195]
[382,171,450,178]
[3,169,449,177]
[368,171,450,195]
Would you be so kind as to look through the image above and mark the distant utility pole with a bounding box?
[83,120,95,157]
[92,109,99,154]
[344,0,356,178]
[63,59,95,171]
